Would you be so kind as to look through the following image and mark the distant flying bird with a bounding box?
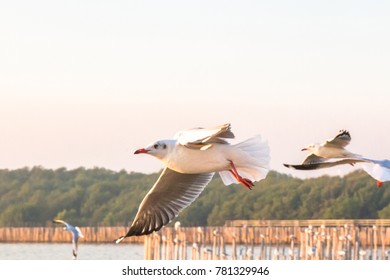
[300,130,362,160]
[52,219,84,259]
[284,130,368,169]
[284,130,390,187]
[115,123,270,243]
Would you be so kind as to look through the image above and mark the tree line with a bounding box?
[0,166,389,227]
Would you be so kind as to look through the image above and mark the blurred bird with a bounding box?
[115,123,270,243]
[360,159,390,188]
[284,130,368,169]
[284,130,390,187]
[52,219,84,259]
[300,130,362,159]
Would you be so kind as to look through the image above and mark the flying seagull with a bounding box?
[284,130,390,187]
[284,130,368,169]
[300,130,362,159]
[52,219,84,259]
[115,123,270,242]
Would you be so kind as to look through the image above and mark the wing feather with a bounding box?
[301,154,327,165]
[119,168,214,238]
[52,219,68,226]
[284,158,368,170]
[175,123,234,150]
[324,130,351,148]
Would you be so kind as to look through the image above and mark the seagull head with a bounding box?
[134,140,173,160]
[301,144,319,153]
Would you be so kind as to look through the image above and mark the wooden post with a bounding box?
[232,232,237,260]
[212,228,218,260]
[196,227,203,260]
[220,233,227,260]
[305,227,310,260]
[250,227,255,260]
[258,233,265,260]
[144,235,150,260]
[300,228,305,260]
[344,224,350,260]
[181,240,187,260]
[161,235,167,260]
[267,227,272,260]
[325,230,331,260]
[373,225,378,260]
[332,227,338,260]
[153,233,160,260]
[174,222,181,260]
[274,231,279,260]
[143,235,148,260]
[359,226,368,260]
[381,226,386,260]
[289,234,295,260]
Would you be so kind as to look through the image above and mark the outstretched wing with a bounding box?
[52,219,69,227]
[175,123,235,150]
[75,226,84,238]
[324,130,351,148]
[284,158,368,170]
[301,153,327,165]
[116,168,214,242]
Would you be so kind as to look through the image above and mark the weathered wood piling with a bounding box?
[142,219,390,260]
[1,219,390,260]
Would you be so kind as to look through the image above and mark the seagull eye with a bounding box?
[153,144,159,149]
[163,144,167,149]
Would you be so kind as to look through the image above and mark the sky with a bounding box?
[1,0,390,179]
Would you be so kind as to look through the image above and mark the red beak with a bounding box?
[134,148,149,154]
[301,148,307,151]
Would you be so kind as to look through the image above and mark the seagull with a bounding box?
[52,219,84,259]
[300,130,362,159]
[115,123,270,242]
[284,130,390,187]
[284,130,369,169]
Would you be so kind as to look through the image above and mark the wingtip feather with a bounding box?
[115,236,125,244]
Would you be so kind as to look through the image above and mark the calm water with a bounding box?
[0,243,144,260]
[1,243,389,260]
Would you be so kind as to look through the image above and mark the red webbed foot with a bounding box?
[228,160,255,190]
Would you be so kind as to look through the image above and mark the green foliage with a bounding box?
[0,167,389,227]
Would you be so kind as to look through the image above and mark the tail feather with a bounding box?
[219,135,270,186]
[219,170,236,185]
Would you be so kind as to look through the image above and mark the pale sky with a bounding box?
[1,0,390,179]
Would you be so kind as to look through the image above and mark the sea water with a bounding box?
[0,243,144,260]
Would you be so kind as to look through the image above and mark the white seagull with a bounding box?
[300,130,362,160]
[52,219,84,259]
[284,130,368,169]
[284,130,390,187]
[115,123,270,242]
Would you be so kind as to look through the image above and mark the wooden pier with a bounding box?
[1,219,390,260]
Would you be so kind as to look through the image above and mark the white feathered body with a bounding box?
[161,136,270,186]
[313,145,360,159]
